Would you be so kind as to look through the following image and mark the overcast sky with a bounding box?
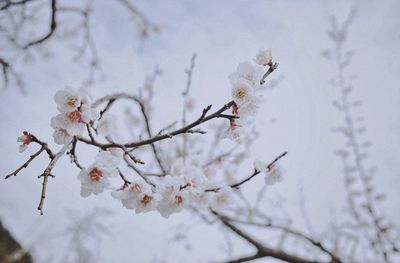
[1,0,399,262]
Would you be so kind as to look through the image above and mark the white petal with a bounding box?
[19,144,28,153]
[254,159,267,172]
[80,188,92,198]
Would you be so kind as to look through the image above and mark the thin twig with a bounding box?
[117,168,131,185]
[69,137,84,169]
[205,151,287,192]
[37,143,70,215]
[260,63,279,85]
[123,155,155,188]
[78,99,235,149]
[23,0,57,49]
[5,146,45,179]
[5,134,55,179]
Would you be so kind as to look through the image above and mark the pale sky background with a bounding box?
[0,0,400,262]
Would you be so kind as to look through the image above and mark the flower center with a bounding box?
[141,195,153,205]
[67,97,78,107]
[244,73,252,80]
[59,128,69,136]
[131,184,141,193]
[175,195,183,205]
[89,168,103,181]
[235,88,247,100]
[67,111,83,123]
[21,131,32,145]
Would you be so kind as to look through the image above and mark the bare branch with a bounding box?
[213,211,328,263]
[0,0,36,10]
[4,146,45,179]
[78,98,235,149]
[68,137,84,170]
[23,0,57,49]
[116,0,158,37]
[260,63,279,85]
[37,143,70,215]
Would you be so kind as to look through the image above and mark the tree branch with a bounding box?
[37,143,70,215]
[5,134,55,179]
[213,211,324,263]
[205,151,287,192]
[78,99,235,150]
[23,0,57,49]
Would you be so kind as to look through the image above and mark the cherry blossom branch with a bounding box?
[205,151,287,192]
[260,62,279,85]
[5,134,55,179]
[4,50,281,220]
[4,132,70,214]
[78,99,235,150]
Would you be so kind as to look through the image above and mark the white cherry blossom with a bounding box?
[157,175,188,218]
[112,181,153,210]
[171,158,207,192]
[229,61,262,87]
[50,115,73,145]
[157,189,189,218]
[231,81,255,106]
[80,95,100,124]
[54,87,81,113]
[254,48,273,66]
[78,163,117,197]
[78,151,119,197]
[254,159,283,185]
[264,164,283,185]
[17,131,32,153]
[135,191,162,214]
[223,119,247,142]
[235,96,261,121]
[53,112,85,136]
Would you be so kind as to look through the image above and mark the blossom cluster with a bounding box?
[80,151,234,218]
[226,48,274,141]
[50,88,119,145]
[51,88,99,145]
[78,150,121,197]
[14,49,283,217]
